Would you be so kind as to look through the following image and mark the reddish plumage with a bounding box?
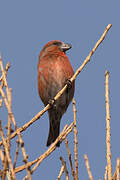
[38,40,75,146]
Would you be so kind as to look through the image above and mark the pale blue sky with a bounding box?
[0,1,120,179]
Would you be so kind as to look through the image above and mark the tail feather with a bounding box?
[46,111,61,147]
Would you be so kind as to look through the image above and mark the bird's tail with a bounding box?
[47,111,61,147]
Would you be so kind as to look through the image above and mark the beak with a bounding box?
[61,42,72,52]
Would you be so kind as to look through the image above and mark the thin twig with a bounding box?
[2,151,8,180]
[0,62,10,109]
[2,146,8,180]
[104,166,107,180]
[6,170,12,180]
[73,98,78,180]
[0,57,10,99]
[0,120,16,180]
[105,70,112,180]
[0,24,112,146]
[112,158,120,180]
[0,98,3,107]
[60,156,70,180]
[116,158,120,180]
[57,165,64,180]
[13,139,20,169]
[0,62,10,90]
[7,88,12,153]
[3,88,12,180]
[84,154,93,180]
[0,146,5,167]
[65,138,75,180]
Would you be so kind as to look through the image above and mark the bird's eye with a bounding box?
[53,41,62,46]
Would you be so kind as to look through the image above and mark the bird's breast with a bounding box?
[38,54,74,105]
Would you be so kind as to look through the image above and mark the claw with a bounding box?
[66,79,72,89]
[48,99,56,109]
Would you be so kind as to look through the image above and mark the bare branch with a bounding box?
[65,138,75,180]
[57,165,64,180]
[60,156,70,180]
[84,154,93,180]
[73,98,78,180]
[105,70,112,179]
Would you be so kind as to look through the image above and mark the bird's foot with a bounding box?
[66,79,72,90]
[48,99,56,109]
[56,141,60,147]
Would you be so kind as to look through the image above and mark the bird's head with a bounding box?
[40,40,72,58]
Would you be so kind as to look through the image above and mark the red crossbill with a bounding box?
[38,40,75,146]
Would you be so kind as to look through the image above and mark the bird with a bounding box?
[38,40,75,147]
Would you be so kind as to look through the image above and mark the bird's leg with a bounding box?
[48,99,56,109]
[66,79,72,90]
